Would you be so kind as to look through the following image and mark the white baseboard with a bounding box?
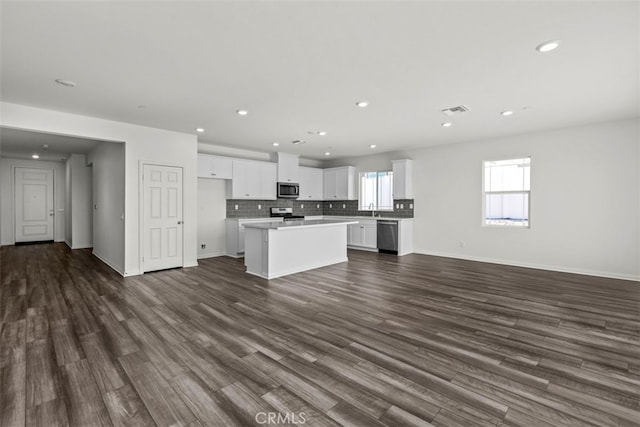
[413,250,640,282]
[347,245,378,253]
[92,250,125,276]
[184,261,199,268]
[71,243,92,250]
[197,251,226,260]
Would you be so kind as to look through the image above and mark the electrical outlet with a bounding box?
[258,204,262,210]
[300,204,304,209]
[409,203,414,209]
[459,241,465,248]
[396,203,399,209]
[316,204,320,209]
[234,204,238,210]
[342,204,346,209]
[329,204,332,208]
[201,244,206,249]
[400,203,404,209]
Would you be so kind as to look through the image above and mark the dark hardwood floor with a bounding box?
[1,243,638,426]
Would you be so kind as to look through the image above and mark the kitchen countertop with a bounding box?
[227,215,412,221]
[243,219,358,230]
[323,215,413,221]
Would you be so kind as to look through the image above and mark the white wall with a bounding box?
[88,142,125,273]
[65,158,72,245]
[65,154,93,249]
[410,119,639,280]
[328,119,639,280]
[198,142,325,168]
[1,102,198,276]
[197,178,227,258]
[0,158,66,245]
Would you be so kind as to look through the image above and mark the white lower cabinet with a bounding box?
[347,219,377,249]
[226,218,282,256]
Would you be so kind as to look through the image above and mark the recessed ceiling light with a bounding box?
[501,111,514,116]
[54,79,76,87]
[355,101,369,108]
[272,142,279,146]
[441,122,452,127]
[195,128,205,133]
[317,131,327,136]
[324,152,331,156]
[291,140,306,145]
[236,109,248,116]
[536,40,560,53]
[32,154,40,159]
[369,144,376,148]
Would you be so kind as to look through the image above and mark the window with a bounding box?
[483,157,530,227]
[360,171,393,210]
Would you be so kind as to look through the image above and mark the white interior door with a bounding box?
[15,167,54,243]
[142,164,183,272]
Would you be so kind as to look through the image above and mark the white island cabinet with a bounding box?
[243,220,357,279]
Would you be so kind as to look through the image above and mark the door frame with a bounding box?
[12,165,55,244]
[138,161,185,273]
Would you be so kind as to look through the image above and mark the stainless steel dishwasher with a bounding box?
[377,220,398,254]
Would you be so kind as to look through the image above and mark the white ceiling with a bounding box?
[0,127,105,162]
[1,1,638,160]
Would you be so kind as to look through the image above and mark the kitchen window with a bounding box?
[360,171,393,211]
[483,157,530,227]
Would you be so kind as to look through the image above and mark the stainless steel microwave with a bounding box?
[277,182,299,199]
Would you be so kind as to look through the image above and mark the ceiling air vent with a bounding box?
[291,140,307,145]
[441,105,471,116]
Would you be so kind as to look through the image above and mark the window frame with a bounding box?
[482,156,531,228]
[359,170,394,211]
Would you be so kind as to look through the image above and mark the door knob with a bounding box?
[178,221,183,225]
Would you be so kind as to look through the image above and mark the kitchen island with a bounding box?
[243,219,358,279]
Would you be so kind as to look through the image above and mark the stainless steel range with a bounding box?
[270,207,305,221]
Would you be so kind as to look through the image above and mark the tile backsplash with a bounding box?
[226,199,414,218]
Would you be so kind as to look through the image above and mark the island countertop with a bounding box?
[243,219,358,230]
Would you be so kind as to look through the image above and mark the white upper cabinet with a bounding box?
[298,166,324,200]
[323,166,355,200]
[197,154,233,179]
[229,159,277,199]
[392,159,413,199]
[275,152,299,183]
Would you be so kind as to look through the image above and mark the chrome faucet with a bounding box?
[369,203,375,217]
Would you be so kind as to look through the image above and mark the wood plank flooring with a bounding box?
[1,242,638,426]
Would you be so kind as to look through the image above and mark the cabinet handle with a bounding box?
[211,173,217,176]
[245,194,250,196]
